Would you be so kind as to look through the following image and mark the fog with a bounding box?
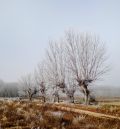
[0,0,120,87]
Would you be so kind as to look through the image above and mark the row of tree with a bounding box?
[20,30,109,105]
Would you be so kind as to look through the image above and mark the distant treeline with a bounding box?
[0,80,19,97]
[0,80,120,98]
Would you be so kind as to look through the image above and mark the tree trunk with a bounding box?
[69,96,72,103]
[57,96,59,103]
[72,96,74,103]
[29,95,32,101]
[43,96,46,102]
[54,97,56,102]
[81,85,90,105]
[68,96,74,103]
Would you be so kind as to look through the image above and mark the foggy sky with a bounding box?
[0,0,120,86]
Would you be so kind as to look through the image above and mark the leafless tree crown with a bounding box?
[46,41,66,89]
[65,31,108,83]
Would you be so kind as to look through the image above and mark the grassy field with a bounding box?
[0,99,120,129]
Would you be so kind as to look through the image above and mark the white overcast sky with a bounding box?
[0,0,120,86]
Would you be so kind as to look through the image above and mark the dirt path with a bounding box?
[52,104,120,120]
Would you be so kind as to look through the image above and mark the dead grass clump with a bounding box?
[16,107,25,114]
[72,115,86,125]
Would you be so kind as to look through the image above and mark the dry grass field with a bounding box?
[0,99,120,129]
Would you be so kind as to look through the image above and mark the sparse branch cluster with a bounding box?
[20,30,109,105]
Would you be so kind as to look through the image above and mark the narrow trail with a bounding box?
[52,104,120,120]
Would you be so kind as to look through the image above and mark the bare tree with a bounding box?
[34,62,47,102]
[45,41,66,102]
[64,71,77,103]
[20,74,38,101]
[65,85,76,103]
[52,89,60,102]
[65,31,109,104]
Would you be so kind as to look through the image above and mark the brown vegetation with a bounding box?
[0,100,119,129]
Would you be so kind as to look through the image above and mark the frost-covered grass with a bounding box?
[0,100,119,129]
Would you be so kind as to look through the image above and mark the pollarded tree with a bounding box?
[34,62,47,102]
[64,71,77,103]
[20,74,38,101]
[65,85,76,103]
[45,41,66,102]
[65,30,109,104]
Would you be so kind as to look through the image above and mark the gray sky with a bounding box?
[0,0,120,86]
